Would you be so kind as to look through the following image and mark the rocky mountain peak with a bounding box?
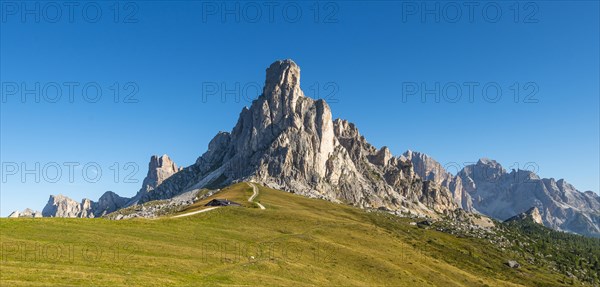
[459,158,600,237]
[251,59,311,136]
[127,154,182,206]
[139,59,457,216]
[148,155,181,187]
[476,158,504,171]
[222,59,335,166]
[141,154,182,192]
[264,59,301,96]
[259,60,304,124]
[96,191,129,216]
[460,158,505,183]
[42,194,85,217]
[403,150,473,212]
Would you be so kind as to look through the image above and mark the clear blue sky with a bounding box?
[1,1,598,216]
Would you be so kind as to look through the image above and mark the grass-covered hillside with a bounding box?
[502,219,600,285]
[0,183,593,286]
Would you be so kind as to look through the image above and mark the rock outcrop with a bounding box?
[507,260,520,268]
[505,207,544,225]
[126,154,182,205]
[140,59,457,216]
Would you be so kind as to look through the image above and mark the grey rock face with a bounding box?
[144,155,182,190]
[371,151,599,237]
[459,159,600,237]
[42,194,91,218]
[403,150,473,212]
[127,154,182,205]
[7,208,42,218]
[505,207,544,225]
[140,59,457,216]
[96,191,129,216]
[40,192,129,218]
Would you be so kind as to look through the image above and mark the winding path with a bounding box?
[247,182,266,210]
[172,206,220,218]
[173,182,265,218]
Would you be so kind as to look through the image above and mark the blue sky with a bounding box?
[1,1,598,216]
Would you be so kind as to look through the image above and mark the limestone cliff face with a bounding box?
[140,60,457,216]
[459,159,600,237]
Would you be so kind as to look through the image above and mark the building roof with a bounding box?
[205,199,241,206]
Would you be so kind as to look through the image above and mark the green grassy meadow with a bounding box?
[0,183,573,286]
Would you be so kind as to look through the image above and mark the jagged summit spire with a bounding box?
[263,59,301,97]
[265,59,300,84]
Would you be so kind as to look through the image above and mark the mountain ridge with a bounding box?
[8,59,599,238]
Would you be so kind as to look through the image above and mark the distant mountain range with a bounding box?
[9,60,599,237]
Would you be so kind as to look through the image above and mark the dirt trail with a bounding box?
[247,182,266,210]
